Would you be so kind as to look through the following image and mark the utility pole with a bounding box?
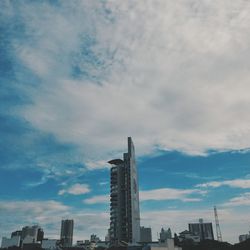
[214,206,222,242]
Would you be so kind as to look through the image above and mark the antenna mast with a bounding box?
[214,206,222,242]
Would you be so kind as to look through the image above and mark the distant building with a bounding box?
[60,219,74,247]
[188,219,214,241]
[23,242,42,250]
[1,235,21,248]
[159,228,172,243]
[178,230,200,244]
[21,225,44,243]
[140,227,152,243]
[143,238,182,250]
[23,235,36,245]
[11,230,22,238]
[108,137,140,246]
[95,241,109,249]
[239,232,250,243]
[1,225,43,249]
[76,240,84,247]
[105,229,111,242]
[42,239,59,250]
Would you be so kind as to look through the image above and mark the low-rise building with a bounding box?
[140,227,152,243]
[239,232,250,243]
[178,230,200,244]
[143,239,181,250]
[1,235,21,248]
[42,239,59,249]
[159,228,172,243]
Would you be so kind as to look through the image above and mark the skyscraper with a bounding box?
[109,137,140,246]
[188,218,214,241]
[60,219,74,247]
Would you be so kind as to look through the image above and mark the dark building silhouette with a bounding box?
[23,243,41,250]
[60,219,74,247]
[159,227,172,242]
[11,231,22,238]
[21,225,44,242]
[108,137,140,246]
[188,219,214,241]
[140,226,152,243]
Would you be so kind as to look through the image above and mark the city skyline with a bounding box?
[1,0,250,245]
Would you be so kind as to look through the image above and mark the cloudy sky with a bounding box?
[1,0,250,244]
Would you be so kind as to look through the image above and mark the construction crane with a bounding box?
[214,206,223,242]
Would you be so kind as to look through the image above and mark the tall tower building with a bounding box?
[60,219,74,247]
[109,137,140,246]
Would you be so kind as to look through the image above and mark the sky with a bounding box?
[1,0,250,244]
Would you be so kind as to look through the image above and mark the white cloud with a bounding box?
[197,178,250,189]
[83,187,206,204]
[0,200,69,214]
[12,0,250,169]
[99,181,108,186]
[85,160,110,170]
[83,195,109,204]
[223,192,250,207]
[140,188,206,202]
[58,183,90,195]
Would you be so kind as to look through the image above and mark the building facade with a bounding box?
[188,219,214,241]
[109,137,140,245]
[239,232,250,243]
[21,225,44,246]
[140,226,152,243]
[60,219,74,247]
[42,239,59,250]
[178,230,200,244]
[143,239,182,250]
[1,236,21,248]
[159,228,172,243]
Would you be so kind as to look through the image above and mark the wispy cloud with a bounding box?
[197,178,250,189]
[99,181,108,186]
[58,183,90,195]
[140,188,206,202]
[85,160,110,170]
[0,200,69,214]
[223,192,250,207]
[83,195,109,205]
[83,187,206,204]
[1,1,250,170]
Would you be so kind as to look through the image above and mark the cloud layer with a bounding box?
[223,192,250,207]
[83,187,206,204]
[197,178,250,189]
[59,183,90,195]
[2,0,250,167]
